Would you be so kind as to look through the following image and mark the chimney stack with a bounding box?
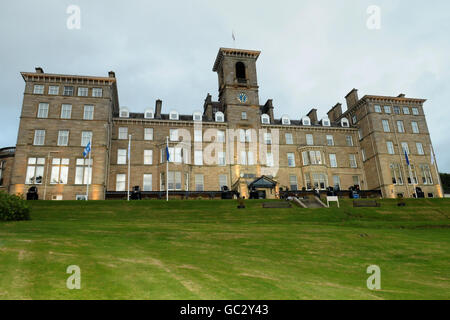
[345,88,359,109]
[307,108,318,124]
[327,103,342,122]
[108,71,116,78]
[398,93,405,98]
[35,67,44,74]
[155,99,162,119]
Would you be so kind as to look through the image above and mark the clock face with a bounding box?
[238,93,248,103]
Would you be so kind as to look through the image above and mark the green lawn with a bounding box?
[0,198,449,300]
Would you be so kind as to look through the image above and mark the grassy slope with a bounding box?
[0,199,449,300]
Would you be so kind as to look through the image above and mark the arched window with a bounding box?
[144,109,154,119]
[119,107,129,118]
[281,115,291,125]
[236,62,246,81]
[193,111,202,122]
[302,116,311,126]
[169,110,179,120]
[321,117,331,126]
[215,111,224,122]
[261,114,270,124]
[341,117,349,127]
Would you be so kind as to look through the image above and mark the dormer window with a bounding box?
[119,107,129,118]
[341,118,349,127]
[144,109,154,119]
[281,115,291,125]
[322,118,331,127]
[193,112,202,122]
[261,114,270,124]
[302,116,311,126]
[215,111,224,122]
[169,110,179,120]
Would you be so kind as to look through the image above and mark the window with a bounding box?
[394,106,401,115]
[50,158,69,184]
[387,141,395,155]
[261,114,270,124]
[169,110,179,120]
[25,158,45,184]
[83,105,94,120]
[289,175,298,191]
[81,131,92,146]
[143,174,152,191]
[390,163,403,185]
[240,151,247,165]
[63,86,74,96]
[33,130,45,145]
[218,151,226,165]
[397,120,405,133]
[322,118,330,126]
[167,171,182,190]
[346,135,353,146]
[215,112,224,122]
[302,117,311,126]
[282,115,290,125]
[217,130,225,143]
[407,164,418,185]
[61,104,72,119]
[236,62,246,80]
[247,151,254,165]
[401,142,410,155]
[144,128,153,140]
[118,127,128,140]
[172,147,182,163]
[285,133,293,145]
[144,109,154,119]
[416,142,424,155]
[170,129,178,141]
[412,107,419,115]
[352,176,360,187]
[92,88,103,97]
[57,130,69,146]
[382,120,390,132]
[37,103,49,118]
[420,164,433,184]
[349,154,357,168]
[194,150,203,165]
[333,176,341,189]
[120,108,129,118]
[306,134,314,146]
[384,106,391,114]
[75,159,92,185]
[304,150,322,165]
[287,153,295,167]
[117,149,127,164]
[78,87,88,97]
[374,105,382,113]
[341,118,349,127]
[326,135,334,146]
[194,129,202,142]
[219,175,227,189]
[48,86,59,95]
[329,154,337,167]
[358,129,363,141]
[304,173,311,190]
[361,149,366,162]
[116,174,126,191]
[264,133,272,145]
[312,173,328,190]
[352,115,357,124]
[266,152,274,167]
[245,129,252,142]
[241,111,247,120]
[33,85,44,94]
[411,121,419,134]
[195,174,204,191]
[403,107,410,115]
[193,112,202,122]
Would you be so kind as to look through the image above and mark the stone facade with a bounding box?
[1,48,443,199]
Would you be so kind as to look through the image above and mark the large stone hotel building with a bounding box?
[0,48,443,200]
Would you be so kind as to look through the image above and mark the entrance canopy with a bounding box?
[249,176,277,189]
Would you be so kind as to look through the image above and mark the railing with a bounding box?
[280,189,382,199]
[105,190,239,200]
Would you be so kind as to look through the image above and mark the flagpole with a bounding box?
[408,164,417,198]
[128,134,131,201]
[86,138,92,200]
[166,136,169,202]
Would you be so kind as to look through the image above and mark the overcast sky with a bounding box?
[1,0,449,171]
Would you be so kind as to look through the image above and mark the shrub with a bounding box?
[0,192,30,221]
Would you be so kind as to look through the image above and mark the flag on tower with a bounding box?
[83,141,91,158]
[405,150,410,166]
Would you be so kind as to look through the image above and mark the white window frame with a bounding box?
[285,133,293,145]
[416,142,424,155]
[144,109,154,119]
[170,129,178,141]
[117,149,127,164]
[341,118,349,127]
[50,158,69,184]
[169,110,179,120]
[329,154,337,168]
[48,86,59,95]
[302,116,311,126]
[387,141,395,155]
[143,150,153,165]
[143,174,152,191]
[81,131,92,147]
[326,135,334,146]
[78,87,88,97]
[281,115,290,125]
[61,104,72,119]
[374,105,382,113]
[57,130,69,146]
[118,127,128,140]
[261,114,270,124]
[33,85,44,94]
[306,134,314,146]
[25,158,45,184]
[382,120,390,132]
[241,111,247,120]
[397,120,405,133]
[120,108,129,118]
[63,86,74,96]
[384,106,392,114]
[411,121,419,134]
[349,154,357,168]
[33,130,45,145]
[75,158,92,185]
[37,103,49,118]
[193,112,202,122]
[287,153,295,167]
[215,112,224,122]
[144,128,153,141]
[116,174,126,191]
[92,88,103,98]
[412,107,419,115]
[194,150,203,166]
[346,135,353,146]
[83,105,94,120]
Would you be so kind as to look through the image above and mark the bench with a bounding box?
[262,202,292,208]
[353,200,380,207]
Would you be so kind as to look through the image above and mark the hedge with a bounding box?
[0,192,30,221]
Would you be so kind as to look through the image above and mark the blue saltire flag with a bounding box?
[405,150,410,166]
[166,145,170,161]
[83,141,91,158]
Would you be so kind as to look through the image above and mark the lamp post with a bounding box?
[43,151,60,200]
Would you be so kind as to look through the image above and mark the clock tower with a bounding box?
[212,48,261,107]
